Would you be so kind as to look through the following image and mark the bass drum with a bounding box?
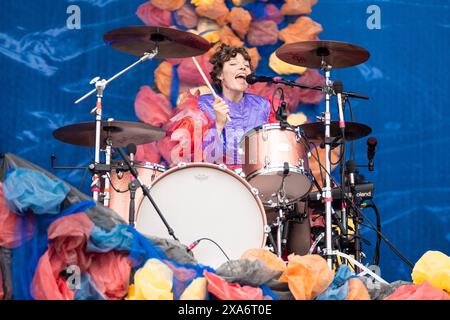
[135,163,267,268]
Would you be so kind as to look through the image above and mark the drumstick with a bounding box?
[191,57,231,122]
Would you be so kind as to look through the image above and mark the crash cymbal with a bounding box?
[53,121,166,147]
[276,40,370,69]
[300,121,372,143]
[104,26,211,58]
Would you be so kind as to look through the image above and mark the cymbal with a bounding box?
[53,121,166,147]
[300,121,372,143]
[104,26,211,58]
[276,40,370,69]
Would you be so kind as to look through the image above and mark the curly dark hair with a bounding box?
[209,43,253,93]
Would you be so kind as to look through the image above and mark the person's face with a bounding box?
[218,53,252,93]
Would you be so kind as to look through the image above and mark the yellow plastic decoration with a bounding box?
[269,52,307,75]
[231,0,255,6]
[154,61,172,98]
[412,251,450,293]
[196,18,221,43]
[126,259,174,300]
[180,277,208,300]
[191,0,215,6]
[287,113,307,126]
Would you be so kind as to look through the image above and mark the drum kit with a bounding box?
[52,25,382,278]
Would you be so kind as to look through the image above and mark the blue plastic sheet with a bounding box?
[316,265,353,300]
[75,273,106,300]
[86,224,135,253]
[11,200,95,299]
[3,168,70,215]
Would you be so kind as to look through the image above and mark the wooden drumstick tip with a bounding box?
[192,57,231,123]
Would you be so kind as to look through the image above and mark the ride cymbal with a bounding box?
[104,26,211,58]
[276,40,370,69]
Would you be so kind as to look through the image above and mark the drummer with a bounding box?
[198,43,273,166]
[196,43,311,256]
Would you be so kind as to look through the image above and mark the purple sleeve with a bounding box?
[198,94,224,163]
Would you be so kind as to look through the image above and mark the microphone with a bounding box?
[126,143,137,167]
[367,137,377,171]
[245,74,279,85]
[333,81,345,131]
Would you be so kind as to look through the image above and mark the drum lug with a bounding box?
[218,163,228,171]
[251,187,259,196]
[177,162,187,168]
[298,158,305,169]
[264,225,271,234]
[295,131,302,143]
[264,156,271,168]
[262,126,268,141]
[233,168,246,178]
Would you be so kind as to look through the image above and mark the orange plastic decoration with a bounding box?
[279,16,323,44]
[241,248,286,272]
[279,254,334,300]
[228,7,252,39]
[150,0,185,11]
[281,0,318,16]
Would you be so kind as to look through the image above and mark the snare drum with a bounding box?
[109,162,165,222]
[239,123,312,207]
[135,162,267,268]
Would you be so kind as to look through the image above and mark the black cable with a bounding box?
[106,172,129,193]
[298,134,415,269]
[364,201,381,266]
[190,238,231,261]
[311,142,325,187]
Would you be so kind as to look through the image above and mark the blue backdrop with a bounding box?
[0,0,449,282]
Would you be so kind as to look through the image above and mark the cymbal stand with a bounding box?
[74,49,158,203]
[102,120,114,207]
[318,52,335,268]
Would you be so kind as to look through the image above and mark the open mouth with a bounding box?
[235,74,247,81]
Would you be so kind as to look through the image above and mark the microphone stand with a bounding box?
[116,146,179,241]
[74,49,158,203]
[271,78,369,101]
[128,179,138,227]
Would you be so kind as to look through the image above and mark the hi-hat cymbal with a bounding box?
[276,40,370,69]
[53,121,166,147]
[104,26,211,58]
[300,121,372,143]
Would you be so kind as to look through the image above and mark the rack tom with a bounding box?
[239,124,312,207]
